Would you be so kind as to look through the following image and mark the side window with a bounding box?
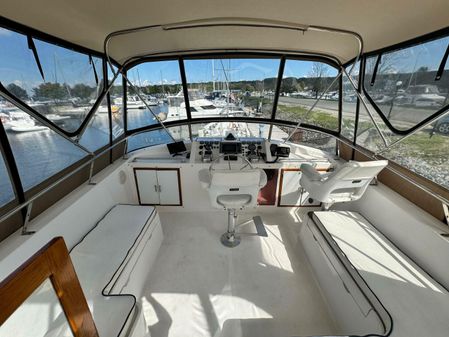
[3,111,87,191]
[276,59,339,131]
[364,36,449,131]
[0,27,103,133]
[78,97,110,152]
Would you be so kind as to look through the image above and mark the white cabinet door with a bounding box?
[135,169,160,204]
[279,170,302,206]
[157,170,181,205]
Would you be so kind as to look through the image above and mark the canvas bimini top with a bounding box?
[2,0,449,65]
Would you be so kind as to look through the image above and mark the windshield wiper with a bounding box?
[89,55,99,85]
[27,36,45,81]
[435,43,449,81]
[370,53,382,86]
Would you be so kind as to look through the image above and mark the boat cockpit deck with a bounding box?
[144,209,336,337]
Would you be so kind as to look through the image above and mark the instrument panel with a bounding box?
[195,137,264,162]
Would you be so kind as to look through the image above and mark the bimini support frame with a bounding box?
[102,18,365,143]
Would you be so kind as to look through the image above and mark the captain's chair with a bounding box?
[200,156,267,247]
[300,160,388,210]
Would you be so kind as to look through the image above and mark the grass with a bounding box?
[276,104,339,130]
[396,133,449,159]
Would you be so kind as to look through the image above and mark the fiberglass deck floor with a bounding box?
[141,209,336,337]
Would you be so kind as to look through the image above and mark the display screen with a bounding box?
[220,142,242,154]
[167,141,187,154]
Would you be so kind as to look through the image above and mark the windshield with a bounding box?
[184,58,280,120]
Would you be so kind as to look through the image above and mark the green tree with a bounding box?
[6,83,29,100]
[33,83,68,100]
[71,84,95,100]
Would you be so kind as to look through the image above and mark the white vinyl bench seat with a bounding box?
[310,211,449,337]
[0,204,163,337]
[70,204,162,337]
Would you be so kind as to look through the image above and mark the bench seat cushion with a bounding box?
[312,211,449,337]
[71,204,157,337]
[0,204,158,337]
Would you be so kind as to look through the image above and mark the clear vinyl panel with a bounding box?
[355,101,449,190]
[191,122,271,139]
[341,61,360,141]
[279,126,337,154]
[0,147,15,207]
[108,65,124,140]
[127,126,190,153]
[3,111,87,191]
[79,98,110,152]
[364,35,449,131]
[0,27,104,133]
[126,60,184,130]
[184,58,280,120]
[276,59,340,131]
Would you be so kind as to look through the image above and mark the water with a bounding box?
[0,105,167,206]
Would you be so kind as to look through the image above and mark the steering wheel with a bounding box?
[209,153,254,172]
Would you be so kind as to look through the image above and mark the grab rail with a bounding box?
[0,137,128,233]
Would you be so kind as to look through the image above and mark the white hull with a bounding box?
[10,125,48,132]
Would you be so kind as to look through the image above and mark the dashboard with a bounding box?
[191,135,289,163]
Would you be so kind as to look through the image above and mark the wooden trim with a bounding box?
[0,237,98,337]
[133,167,183,206]
[176,168,183,206]
[277,167,327,207]
[277,168,299,207]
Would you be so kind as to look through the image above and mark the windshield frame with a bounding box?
[122,52,342,140]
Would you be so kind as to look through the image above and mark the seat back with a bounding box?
[301,160,388,205]
[206,169,267,209]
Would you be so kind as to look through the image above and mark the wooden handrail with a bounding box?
[0,237,99,337]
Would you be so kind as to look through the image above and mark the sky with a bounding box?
[0,25,448,92]
[0,27,102,93]
[127,58,339,86]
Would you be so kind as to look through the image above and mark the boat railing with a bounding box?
[0,136,129,235]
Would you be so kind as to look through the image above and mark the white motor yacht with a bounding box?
[1,2,449,337]
[167,99,224,121]
[115,96,147,109]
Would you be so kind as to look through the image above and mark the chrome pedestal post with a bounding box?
[221,209,241,247]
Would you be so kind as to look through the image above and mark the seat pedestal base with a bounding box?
[220,232,241,247]
[221,208,240,247]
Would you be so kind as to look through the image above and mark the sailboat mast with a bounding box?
[212,59,215,92]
